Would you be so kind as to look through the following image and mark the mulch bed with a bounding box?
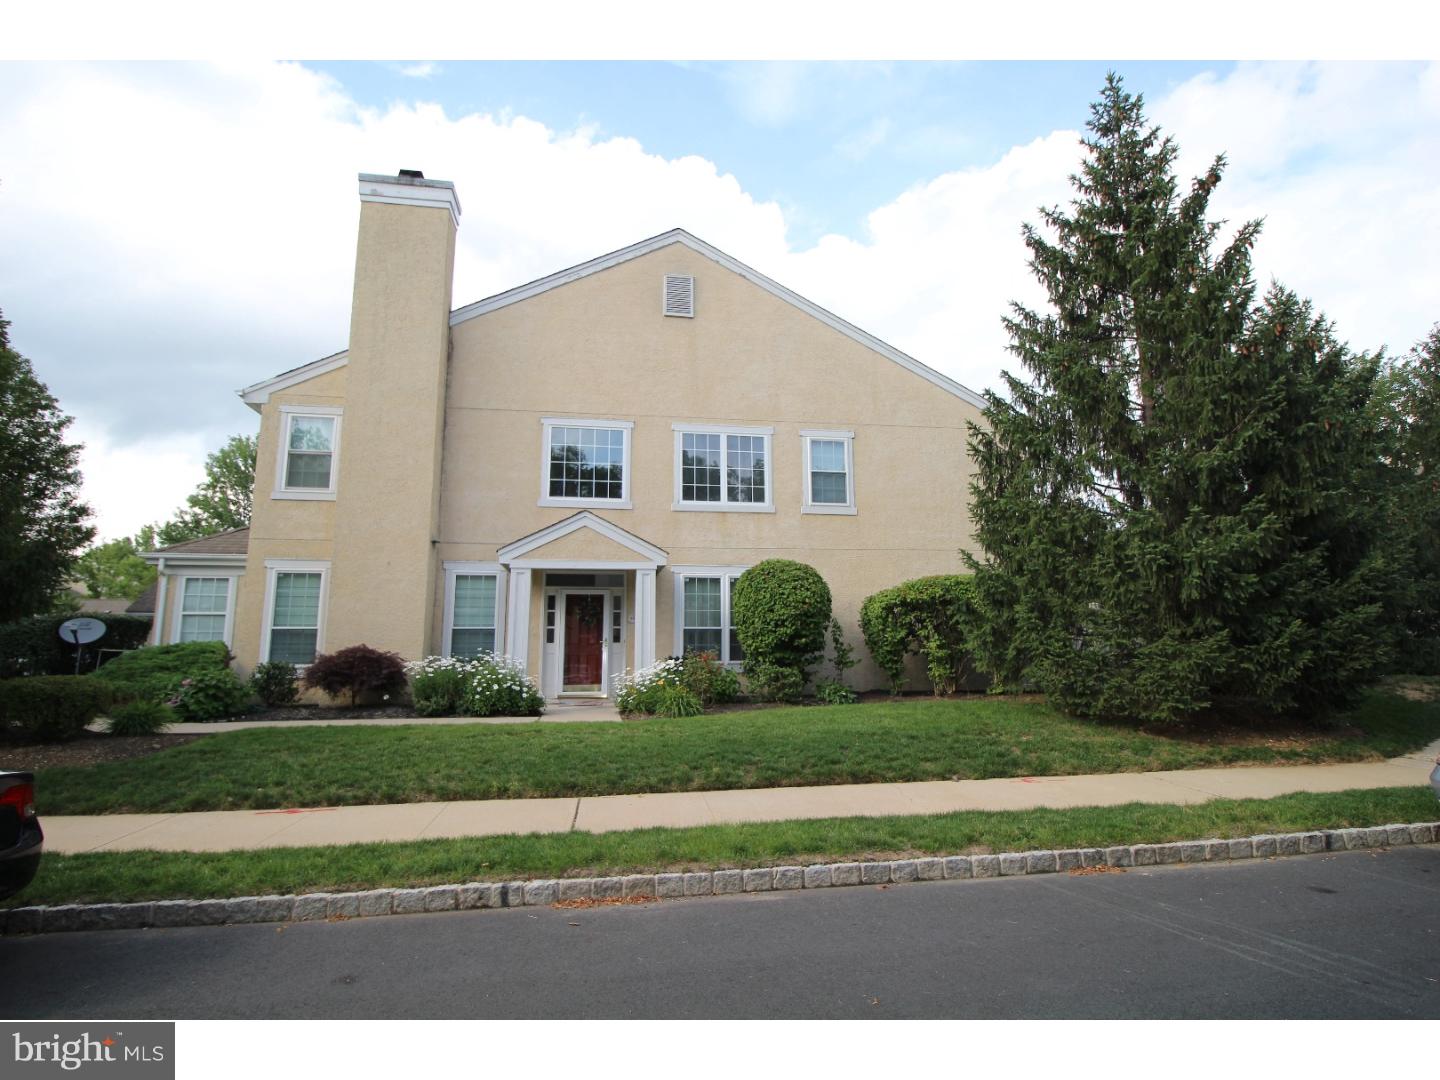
[235,704,418,724]
[0,731,206,772]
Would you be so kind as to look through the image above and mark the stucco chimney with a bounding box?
[327,171,460,659]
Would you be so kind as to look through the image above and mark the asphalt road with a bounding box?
[4,847,1438,1019]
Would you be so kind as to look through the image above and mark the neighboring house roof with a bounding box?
[78,598,137,615]
[237,228,987,411]
[141,527,251,567]
[126,582,158,615]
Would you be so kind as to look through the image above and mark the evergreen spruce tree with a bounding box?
[966,75,1399,722]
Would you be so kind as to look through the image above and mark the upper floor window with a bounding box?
[672,424,774,512]
[540,418,633,509]
[802,430,856,515]
[274,405,342,500]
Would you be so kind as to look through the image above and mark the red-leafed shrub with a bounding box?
[302,644,408,707]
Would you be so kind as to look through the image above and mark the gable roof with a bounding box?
[497,511,667,567]
[126,581,158,615]
[237,229,985,411]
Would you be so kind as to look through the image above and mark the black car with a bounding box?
[0,771,42,900]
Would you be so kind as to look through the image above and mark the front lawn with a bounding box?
[6,786,1435,908]
[26,682,1440,815]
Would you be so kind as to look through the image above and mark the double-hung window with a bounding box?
[673,566,748,665]
[540,418,633,508]
[672,424,773,511]
[444,562,506,659]
[263,562,328,665]
[175,577,232,643]
[275,405,342,500]
[802,430,856,514]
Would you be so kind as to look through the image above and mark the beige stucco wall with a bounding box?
[233,235,982,693]
[437,242,982,691]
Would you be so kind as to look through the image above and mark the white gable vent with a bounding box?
[663,274,695,318]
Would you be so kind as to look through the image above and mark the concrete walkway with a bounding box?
[97,700,623,735]
[42,739,1440,855]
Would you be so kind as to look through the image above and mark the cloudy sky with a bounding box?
[1,59,1437,543]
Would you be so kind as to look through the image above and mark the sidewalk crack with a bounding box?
[569,798,581,831]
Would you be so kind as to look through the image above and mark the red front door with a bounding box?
[562,593,605,690]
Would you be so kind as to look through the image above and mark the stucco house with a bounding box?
[142,170,986,698]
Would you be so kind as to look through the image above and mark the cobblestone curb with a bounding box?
[5,822,1436,936]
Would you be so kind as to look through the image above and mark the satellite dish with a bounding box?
[58,617,107,646]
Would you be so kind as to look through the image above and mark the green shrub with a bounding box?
[0,613,153,678]
[460,655,544,717]
[653,684,703,717]
[860,574,977,695]
[613,658,685,715]
[104,699,175,736]
[679,651,741,705]
[302,644,408,707]
[0,676,112,741]
[167,669,252,722]
[92,641,232,703]
[814,678,858,705]
[249,661,300,707]
[744,661,806,704]
[732,560,832,693]
[407,658,473,717]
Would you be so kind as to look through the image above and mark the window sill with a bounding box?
[671,502,776,514]
[272,489,337,502]
[538,497,633,510]
[801,504,858,516]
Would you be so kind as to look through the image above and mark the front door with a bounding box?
[562,593,606,693]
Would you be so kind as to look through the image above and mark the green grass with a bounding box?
[7,786,1435,907]
[23,685,1440,815]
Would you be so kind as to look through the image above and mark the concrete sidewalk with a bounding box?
[42,739,1440,855]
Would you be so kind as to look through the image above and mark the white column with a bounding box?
[151,560,168,645]
[635,568,657,669]
[505,567,532,670]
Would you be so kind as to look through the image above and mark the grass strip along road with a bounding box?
[7,786,1434,907]
[26,687,1440,815]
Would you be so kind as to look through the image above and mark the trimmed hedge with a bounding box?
[0,676,112,742]
[0,614,153,678]
[860,574,978,695]
[91,641,233,704]
[732,560,832,674]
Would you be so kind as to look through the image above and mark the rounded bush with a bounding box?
[104,699,175,736]
[731,560,832,679]
[93,641,232,704]
[249,661,300,707]
[167,669,252,722]
[302,644,408,707]
[860,574,977,695]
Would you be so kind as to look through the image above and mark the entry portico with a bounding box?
[495,512,666,699]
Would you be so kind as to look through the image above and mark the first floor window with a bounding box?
[678,569,748,664]
[269,572,322,664]
[451,574,498,657]
[178,577,229,642]
[682,577,723,656]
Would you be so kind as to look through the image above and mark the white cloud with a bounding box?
[394,61,440,79]
[1,61,1436,544]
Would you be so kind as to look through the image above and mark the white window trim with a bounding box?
[441,561,507,658]
[671,565,749,668]
[167,573,239,647]
[671,423,775,513]
[538,417,635,510]
[259,559,331,666]
[273,404,343,501]
[801,429,857,515]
